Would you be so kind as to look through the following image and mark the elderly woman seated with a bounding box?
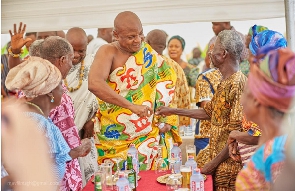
[5,57,88,185]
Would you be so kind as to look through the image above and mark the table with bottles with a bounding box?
[83,170,213,191]
[83,143,213,191]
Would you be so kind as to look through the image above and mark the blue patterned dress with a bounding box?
[25,112,72,181]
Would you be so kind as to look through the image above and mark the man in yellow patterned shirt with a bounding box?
[146,29,191,127]
[195,68,222,168]
[156,30,246,190]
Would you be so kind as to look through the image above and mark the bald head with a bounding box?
[145,29,168,55]
[66,27,87,65]
[66,27,87,44]
[113,11,144,53]
[114,11,142,32]
[97,28,113,43]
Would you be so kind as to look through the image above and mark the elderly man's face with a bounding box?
[59,51,74,79]
[114,24,144,53]
[210,38,226,68]
[66,36,87,65]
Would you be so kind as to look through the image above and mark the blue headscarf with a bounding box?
[249,28,287,56]
[168,35,186,50]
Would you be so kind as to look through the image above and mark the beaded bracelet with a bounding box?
[8,47,23,58]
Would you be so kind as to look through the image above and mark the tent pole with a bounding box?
[284,0,295,51]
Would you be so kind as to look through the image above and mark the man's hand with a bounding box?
[9,22,32,53]
[201,161,218,175]
[227,130,239,145]
[155,106,175,117]
[158,123,172,133]
[130,104,153,118]
[82,120,94,139]
[228,141,241,162]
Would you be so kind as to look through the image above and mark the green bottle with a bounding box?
[126,154,137,191]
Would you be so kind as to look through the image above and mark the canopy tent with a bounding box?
[1,0,286,34]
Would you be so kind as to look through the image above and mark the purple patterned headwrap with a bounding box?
[248,47,295,112]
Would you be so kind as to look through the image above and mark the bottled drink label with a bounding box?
[95,175,102,191]
[128,174,136,189]
[117,185,130,191]
[191,181,204,191]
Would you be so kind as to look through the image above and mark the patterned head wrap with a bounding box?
[168,35,186,50]
[248,47,295,112]
[249,29,287,56]
[248,25,268,36]
[5,56,62,98]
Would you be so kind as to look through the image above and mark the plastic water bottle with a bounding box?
[185,155,197,172]
[173,160,181,174]
[128,144,139,174]
[171,143,182,162]
[116,172,131,191]
[190,168,204,191]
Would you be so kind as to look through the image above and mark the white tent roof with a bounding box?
[1,0,285,34]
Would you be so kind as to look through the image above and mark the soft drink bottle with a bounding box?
[190,168,204,191]
[116,172,131,191]
[171,143,182,163]
[128,144,139,174]
[185,155,197,171]
[126,154,137,190]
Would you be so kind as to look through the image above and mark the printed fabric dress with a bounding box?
[96,42,180,170]
[162,56,191,126]
[49,91,83,191]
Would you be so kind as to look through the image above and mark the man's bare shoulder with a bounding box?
[97,43,118,54]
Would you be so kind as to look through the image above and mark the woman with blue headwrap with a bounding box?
[249,28,287,56]
[167,35,198,88]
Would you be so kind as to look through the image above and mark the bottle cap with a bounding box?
[173,143,178,146]
[118,172,125,178]
[130,143,135,147]
[188,155,194,159]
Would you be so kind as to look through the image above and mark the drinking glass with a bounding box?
[112,157,123,184]
[167,158,176,174]
[154,145,168,174]
[180,165,192,188]
[166,174,182,191]
[101,163,114,190]
[186,145,196,161]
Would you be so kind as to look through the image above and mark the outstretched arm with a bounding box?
[155,107,210,120]
[88,45,153,118]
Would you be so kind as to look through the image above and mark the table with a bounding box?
[83,170,213,191]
